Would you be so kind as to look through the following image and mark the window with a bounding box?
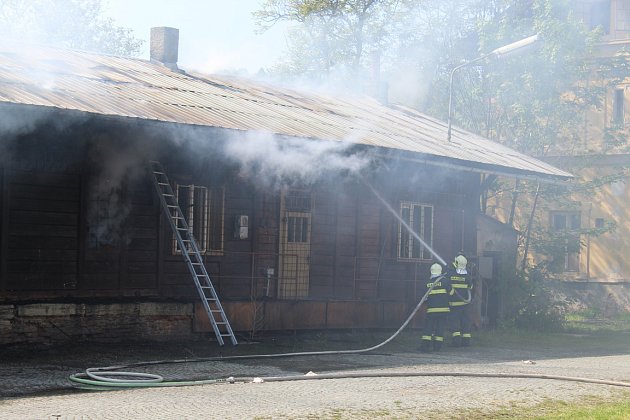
[287,216,309,243]
[173,184,224,254]
[398,202,433,260]
[285,189,312,211]
[551,211,581,272]
[613,88,625,126]
[589,1,611,34]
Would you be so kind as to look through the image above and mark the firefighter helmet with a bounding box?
[430,263,442,277]
[454,254,468,270]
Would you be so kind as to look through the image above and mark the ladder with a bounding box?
[149,161,237,346]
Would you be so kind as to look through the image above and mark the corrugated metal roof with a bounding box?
[0,43,572,179]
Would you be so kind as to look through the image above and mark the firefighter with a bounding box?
[420,263,454,352]
[448,253,473,347]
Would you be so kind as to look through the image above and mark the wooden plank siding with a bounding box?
[0,116,484,335]
[5,171,80,290]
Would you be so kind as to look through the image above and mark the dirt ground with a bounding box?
[1,328,629,419]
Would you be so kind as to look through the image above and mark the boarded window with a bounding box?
[398,202,433,260]
[87,181,127,249]
[551,211,581,272]
[173,184,224,255]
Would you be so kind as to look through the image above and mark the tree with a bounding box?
[258,0,630,322]
[0,0,143,56]
[254,0,406,89]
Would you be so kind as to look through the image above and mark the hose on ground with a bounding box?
[70,281,437,388]
[69,278,630,390]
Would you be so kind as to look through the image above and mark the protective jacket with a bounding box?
[420,267,454,352]
[425,275,454,313]
[449,267,472,307]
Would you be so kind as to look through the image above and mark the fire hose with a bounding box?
[68,276,630,390]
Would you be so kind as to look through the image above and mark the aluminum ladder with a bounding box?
[149,161,237,346]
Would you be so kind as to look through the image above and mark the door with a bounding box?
[278,189,311,298]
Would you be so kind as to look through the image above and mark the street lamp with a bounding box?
[446,34,540,142]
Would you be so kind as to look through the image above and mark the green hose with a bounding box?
[69,279,630,391]
[69,281,437,390]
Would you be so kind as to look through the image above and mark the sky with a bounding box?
[102,0,290,74]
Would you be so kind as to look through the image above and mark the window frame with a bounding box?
[550,210,581,273]
[172,183,224,255]
[397,201,434,261]
[612,87,625,126]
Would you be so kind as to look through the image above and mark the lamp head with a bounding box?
[491,34,539,57]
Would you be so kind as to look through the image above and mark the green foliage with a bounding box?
[0,0,143,56]
[255,0,403,88]
[498,267,566,332]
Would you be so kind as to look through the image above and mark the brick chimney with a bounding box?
[150,27,179,71]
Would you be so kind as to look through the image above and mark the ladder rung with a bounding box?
[151,160,236,346]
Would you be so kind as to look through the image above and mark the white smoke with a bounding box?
[222,130,373,187]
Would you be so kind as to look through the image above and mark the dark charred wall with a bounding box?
[0,110,484,339]
[1,126,84,295]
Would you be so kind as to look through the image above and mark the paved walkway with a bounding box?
[1,338,629,419]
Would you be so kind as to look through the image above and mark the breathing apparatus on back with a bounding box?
[451,253,471,303]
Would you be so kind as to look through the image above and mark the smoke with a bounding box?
[221,130,374,188]
[86,136,149,248]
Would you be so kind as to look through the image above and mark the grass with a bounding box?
[309,394,630,419]
[564,311,630,333]
[481,394,630,420]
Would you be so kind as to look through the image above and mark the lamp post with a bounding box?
[447,34,540,142]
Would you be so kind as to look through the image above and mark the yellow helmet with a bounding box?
[454,254,468,270]
[430,263,442,277]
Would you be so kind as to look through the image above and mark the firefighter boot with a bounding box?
[432,338,443,352]
[462,334,471,347]
[419,338,432,352]
[451,333,462,347]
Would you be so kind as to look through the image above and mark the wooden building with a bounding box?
[0,29,571,344]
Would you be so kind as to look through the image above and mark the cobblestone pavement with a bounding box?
[1,335,629,419]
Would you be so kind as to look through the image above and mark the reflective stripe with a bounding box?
[452,332,461,337]
[462,333,472,338]
[450,301,468,307]
[427,307,450,313]
[434,336,444,342]
[429,289,447,295]
[422,336,432,341]
[452,284,468,289]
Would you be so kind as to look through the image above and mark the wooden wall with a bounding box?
[0,116,481,318]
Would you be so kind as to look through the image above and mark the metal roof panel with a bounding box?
[0,42,572,179]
